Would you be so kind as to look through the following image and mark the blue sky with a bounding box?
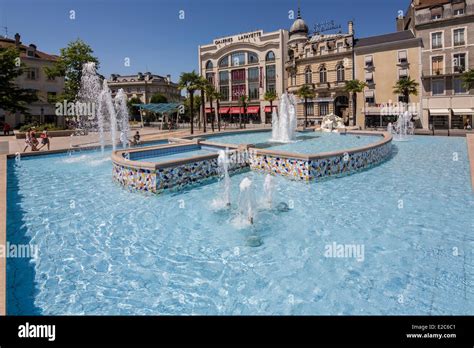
[0,0,409,81]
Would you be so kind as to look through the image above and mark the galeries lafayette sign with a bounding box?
[214,31,263,46]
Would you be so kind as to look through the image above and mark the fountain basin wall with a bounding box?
[112,142,248,193]
[248,131,393,181]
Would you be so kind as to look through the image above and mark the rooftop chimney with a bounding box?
[166,74,171,84]
[14,33,20,46]
[348,21,354,36]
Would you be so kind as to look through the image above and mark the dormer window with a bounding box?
[27,50,34,57]
[430,7,443,20]
[453,0,465,16]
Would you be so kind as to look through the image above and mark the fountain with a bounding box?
[238,177,256,225]
[270,93,297,143]
[321,114,345,132]
[211,150,231,208]
[388,110,414,141]
[114,89,131,149]
[263,174,274,209]
[77,62,130,153]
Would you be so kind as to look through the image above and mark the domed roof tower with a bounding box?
[288,8,309,45]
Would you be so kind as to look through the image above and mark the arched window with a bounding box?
[336,64,345,82]
[248,52,259,64]
[319,66,327,83]
[266,51,275,62]
[305,67,312,84]
[290,70,296,86]
[219,56,229,68]
[205,60,213,69]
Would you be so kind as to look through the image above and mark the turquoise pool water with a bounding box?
[133,149,217,163]
[6,136,474,315]
[205,131,380,154]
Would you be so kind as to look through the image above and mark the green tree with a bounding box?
[393,77,419,105]
[127,97,142,121]
[45,39,99,102]
[178,71,200,134]
[344,79,368,126]
[461,69,474,91]
[0,47,38,115]
[197,76,209,132]
[205,83,216,132]
[264,91,277,124]
[296,85,315,128]
[213,91,223,132]
[238,94,249,129]
[150,93,167,104]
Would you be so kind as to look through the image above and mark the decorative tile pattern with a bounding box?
[113,139,392,193]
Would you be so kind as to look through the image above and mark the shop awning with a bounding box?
[264,106,276,113]
[452,109,474,115]
[205,108,215,113]
[247,106,260,114]
[229,107,245,114]
[218,107,230,114]
[429,109,450,115]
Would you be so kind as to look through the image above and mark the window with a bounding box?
[206,72,215,85]
[431,32,443,49]
[453,53,466,73]
[336,64,345,82]
[27,50,34,57]
[305,67,312,84]
[265,51,275,62]
[290,71,296,86]
[319,103,328,116]
[231,52,245,66]
[432,79,445,95]
[431,7,443,20]
[399,69,408,78]
[319,67,327,83]
[365,55,373,68]
[248,52,259,64]
[454,78,467,94]
[365,90,375,104]
[320,46,326,55]
[336,42,344,52]
[248,82,259,100]
[219,71,229,84]
[454,8,464,16]
[266,65,276,93]
[398,50,408,64]
[365,72,374,84]
[231,84,245,101]
[432,56,444,75]
[305,102,314,116]
[453,28,465,46]
[25,68,38,80]
[205,60,213,69]
[218,56,229,67]
[231,69,245,83]
[47,92,57,103]
[248,67,259,82]
[220,85,229,101]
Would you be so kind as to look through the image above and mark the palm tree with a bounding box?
[238,94,249,129]
[461,69,474,91]
[178,71,200,134]
[205,83,216,132]
[393,77,419,107]
[345,79,368,127]
[264,91,277,124]
[213,91,223,132]
[296,85,315,128]
[196,76,210,133]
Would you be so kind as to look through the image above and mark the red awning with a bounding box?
[247,106,260,114]
[229,107,245,114]
[218,107,230,114]
[205,108,215,113]
[264,106,277,113]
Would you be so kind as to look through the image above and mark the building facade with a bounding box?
[0,33,65,127]
[400,0,474,129]
[354,31,423,128]
[199,29,288,124]
[286,11,355,125]
[108,72,181,103]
